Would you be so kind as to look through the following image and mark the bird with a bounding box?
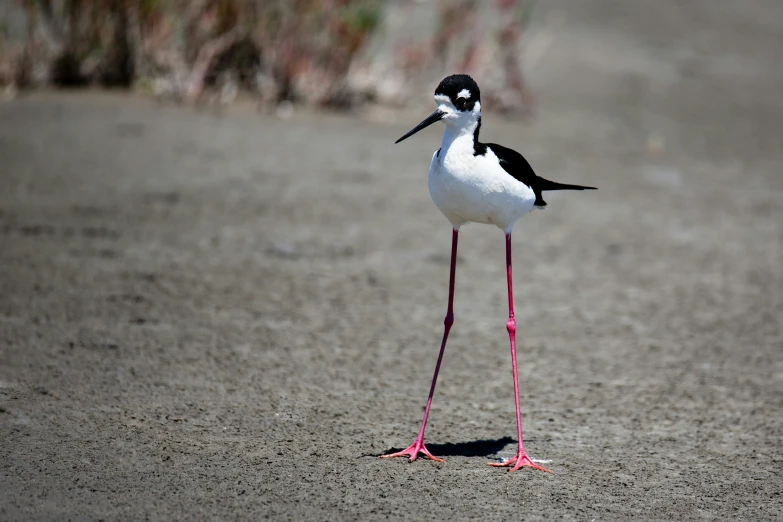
[380,74,596,472]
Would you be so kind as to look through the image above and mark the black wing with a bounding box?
[485,143,596,207]
[484,143,547,206]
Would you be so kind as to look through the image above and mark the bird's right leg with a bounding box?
[380,228,459,463]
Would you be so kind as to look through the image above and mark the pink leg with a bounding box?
[381,228,459,463]
[489,233,551,473]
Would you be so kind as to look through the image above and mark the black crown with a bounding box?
[434,74,481,103]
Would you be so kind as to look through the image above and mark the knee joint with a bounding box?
[506,318,516,333]
[444,312,454,327]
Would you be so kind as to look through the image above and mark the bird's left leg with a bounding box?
[489,232,551,473]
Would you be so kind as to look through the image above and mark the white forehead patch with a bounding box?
[457,89,471,99]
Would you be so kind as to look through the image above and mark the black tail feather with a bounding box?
[538,177,597,191]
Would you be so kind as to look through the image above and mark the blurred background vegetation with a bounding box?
[0,0,537,113]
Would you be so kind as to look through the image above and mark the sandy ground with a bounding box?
[2,1,783,520]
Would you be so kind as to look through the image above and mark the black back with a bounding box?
[483,143,596,207]
[483,143,546,206]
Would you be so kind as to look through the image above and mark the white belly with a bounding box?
[427,148,537,232]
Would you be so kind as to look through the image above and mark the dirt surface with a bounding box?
[2,1,783,520]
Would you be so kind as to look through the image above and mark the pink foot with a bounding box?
[489,452,551,473]
[380,439,444,463]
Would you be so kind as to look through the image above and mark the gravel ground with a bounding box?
[2,1,783,520]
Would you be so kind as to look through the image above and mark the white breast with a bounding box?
[427,136,536,233]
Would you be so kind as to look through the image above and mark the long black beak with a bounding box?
[395,109,444,144]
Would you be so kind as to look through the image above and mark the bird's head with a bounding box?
[396,74,481,144]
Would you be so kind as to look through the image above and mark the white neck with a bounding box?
[441,118,479,156]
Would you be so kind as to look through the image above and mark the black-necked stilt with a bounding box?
[381,74,596,472]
